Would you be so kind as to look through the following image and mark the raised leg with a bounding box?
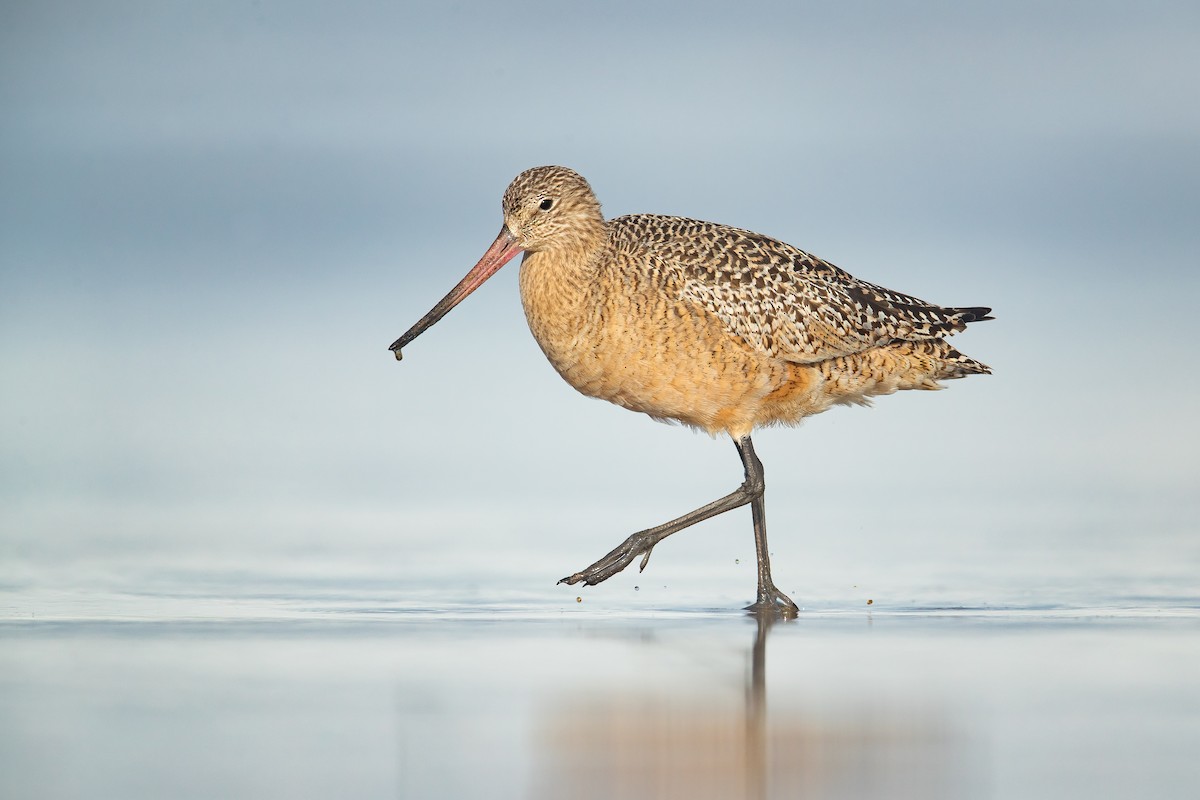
[559,434,799,616]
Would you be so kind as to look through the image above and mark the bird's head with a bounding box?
[501,165,605,254]
[388,166,603,360]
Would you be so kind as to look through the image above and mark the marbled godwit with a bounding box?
[390,166,991,615]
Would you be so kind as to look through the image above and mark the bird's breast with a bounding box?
[517,251,596,379]
[517,249,784,435]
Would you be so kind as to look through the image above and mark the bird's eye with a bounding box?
[539,198,554,211]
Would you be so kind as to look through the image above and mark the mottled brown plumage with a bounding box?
[390,165,992,615]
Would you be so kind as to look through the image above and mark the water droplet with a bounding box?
[576,596,582,603]
[735,558,740,564]
[634,585,640,591]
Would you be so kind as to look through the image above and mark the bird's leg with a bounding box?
[557,485,753,588]
[734,438,801,614]
[559,435,799,617]
[737,437,799,617]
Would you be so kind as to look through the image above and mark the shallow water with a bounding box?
[2,588,1197,800]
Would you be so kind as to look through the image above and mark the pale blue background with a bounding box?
[2,0,1197,610]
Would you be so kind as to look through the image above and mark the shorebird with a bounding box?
[390,166,991,615]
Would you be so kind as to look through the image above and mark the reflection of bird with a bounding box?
[390,166,991,614]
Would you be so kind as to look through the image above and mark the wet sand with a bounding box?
[2,599,1197,800]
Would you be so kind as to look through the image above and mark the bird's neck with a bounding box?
[518,226,607,372]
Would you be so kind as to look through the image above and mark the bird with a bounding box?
[389,166,991,615]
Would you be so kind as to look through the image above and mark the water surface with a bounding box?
[3,586,1197,800]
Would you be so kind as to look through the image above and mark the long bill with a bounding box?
[389,226,523,360]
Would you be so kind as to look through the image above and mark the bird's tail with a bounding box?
[952,306,994,324]
[817,339,990,406]
[923,340,991,380]
[932,306,994,337]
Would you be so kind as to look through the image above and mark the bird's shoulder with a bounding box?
[605,214,843,280]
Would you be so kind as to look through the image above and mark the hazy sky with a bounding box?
[2,1,1197,603]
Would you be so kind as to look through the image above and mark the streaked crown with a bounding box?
[502,166,606,254]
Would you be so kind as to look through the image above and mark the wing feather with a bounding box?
[611,214,989,363]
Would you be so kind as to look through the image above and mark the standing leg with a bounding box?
[736,436,799,615]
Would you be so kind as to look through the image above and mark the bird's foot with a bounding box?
[558,531,663,587]
[744,583,799,618]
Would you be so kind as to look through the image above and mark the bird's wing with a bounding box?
[616,215,985,363]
